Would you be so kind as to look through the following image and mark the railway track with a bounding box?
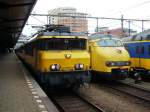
[102,81,150,103]
[49,91,105,112]
[118,79,150,92]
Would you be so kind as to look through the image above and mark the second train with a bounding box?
[89,34,130,80]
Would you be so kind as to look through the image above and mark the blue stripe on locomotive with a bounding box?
[126,42,150,59]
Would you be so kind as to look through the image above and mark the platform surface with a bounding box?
[0,53,41,112]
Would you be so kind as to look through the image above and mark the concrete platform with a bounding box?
[0,53,59,112]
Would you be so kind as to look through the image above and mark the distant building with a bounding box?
[48,7,88,33]
[94,28,137,38]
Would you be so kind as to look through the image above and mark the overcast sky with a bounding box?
[22,0,150,36]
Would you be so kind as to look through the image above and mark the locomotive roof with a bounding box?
[37,31,87,36]
[35,32,87,39]
[28,25,88,41]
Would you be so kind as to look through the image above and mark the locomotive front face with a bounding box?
[37,50,90,72]
[16,25,91,88]
[35,36,91,87]
[36,37,90,73]
[93,47,130,71]
[90,38,130,79]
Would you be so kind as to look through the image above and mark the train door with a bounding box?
[140,44,144,68]
[135,43,144,68]
[135,45,141,68]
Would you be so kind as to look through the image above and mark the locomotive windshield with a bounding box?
[37,38,86,50]
[97,39,123,47]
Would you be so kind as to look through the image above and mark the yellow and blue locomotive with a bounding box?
[122,31,150,78]
[89,34,130,80]
[16,25,91,88]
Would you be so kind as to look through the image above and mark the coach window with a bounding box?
[141,46,144,54]
[149,45,150,55]
[136,46,139,54]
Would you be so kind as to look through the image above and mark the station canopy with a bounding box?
[0,0,37,49]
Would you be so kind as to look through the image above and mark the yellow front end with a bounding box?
[89,38,130,79]
[37,50,90,73]
[91,47,130,72]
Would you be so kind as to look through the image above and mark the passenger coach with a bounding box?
[122,32,150,78]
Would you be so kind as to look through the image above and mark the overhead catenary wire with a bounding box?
[105,0,150,17]
[30,15,47,24]
[31,13,150,22]
[29,13,150,34]
[140,14,150,19]
[101,21,120,27]
[130,22,143,29]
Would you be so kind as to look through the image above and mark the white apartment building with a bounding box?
[48,7,88,33]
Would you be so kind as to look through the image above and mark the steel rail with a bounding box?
[49,91,105,112]
[104,82,150,103]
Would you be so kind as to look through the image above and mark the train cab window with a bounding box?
[38,38,86,50]
[97,39,123,47]
[69,39,86,50]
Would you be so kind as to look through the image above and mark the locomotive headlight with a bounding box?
[79,64,84,69]
[50,64,60,71]
[56,64,61,70]
[75,63,84,70]
[51,65,56,70]
[105,61,115,67]
[125,61,131,66]
[110,62,115,66]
